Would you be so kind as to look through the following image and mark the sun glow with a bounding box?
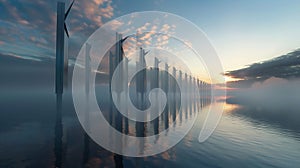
[224,76,242,82]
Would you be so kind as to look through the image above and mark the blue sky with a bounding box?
[1,0,300,73]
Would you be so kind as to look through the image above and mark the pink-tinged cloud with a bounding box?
[72,0,114,28]
[0,0,116,59]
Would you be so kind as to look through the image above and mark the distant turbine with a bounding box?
[152,57,161,88]
[136,48,149,94]
[109,33,128,94]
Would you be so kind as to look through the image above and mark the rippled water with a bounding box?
[1,88,300,168]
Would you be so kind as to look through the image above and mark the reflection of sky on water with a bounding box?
[1,87,300,167]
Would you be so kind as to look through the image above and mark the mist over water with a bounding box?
[1,56,300,167]
[1,86,300,167]
[227,78,300,133]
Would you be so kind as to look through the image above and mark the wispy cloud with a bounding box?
[0,0,115,60]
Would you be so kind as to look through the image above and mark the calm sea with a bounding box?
[1,87,300,168]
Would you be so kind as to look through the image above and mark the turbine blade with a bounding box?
[121,46,125,56]
[65,0,75,20]
[144,50,149,56]
[64,23,69,38]
[121,36,129,43]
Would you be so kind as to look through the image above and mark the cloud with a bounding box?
[108,20,124,31]
[0,0,115,60]
[119,22,177,58]
[71,0,114,32]
[251,77,288,88]
[225,49,300,80]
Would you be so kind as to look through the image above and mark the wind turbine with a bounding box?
[135,47,149,140]
[55,0,74,94]
[152,57,161,136]
[136,48,149,99]
[171,67,177,98]
[163,63,170,94]
[151,57,161,89]
[108,33,128,126]
[54,2,74,167]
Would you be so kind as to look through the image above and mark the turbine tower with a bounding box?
[152,57,161,89]
[54,1,74,167]
[55,0,74,94]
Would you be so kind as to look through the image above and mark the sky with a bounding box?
[1,0,300,81]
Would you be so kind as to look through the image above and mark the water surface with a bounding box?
[0,88,299,168]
